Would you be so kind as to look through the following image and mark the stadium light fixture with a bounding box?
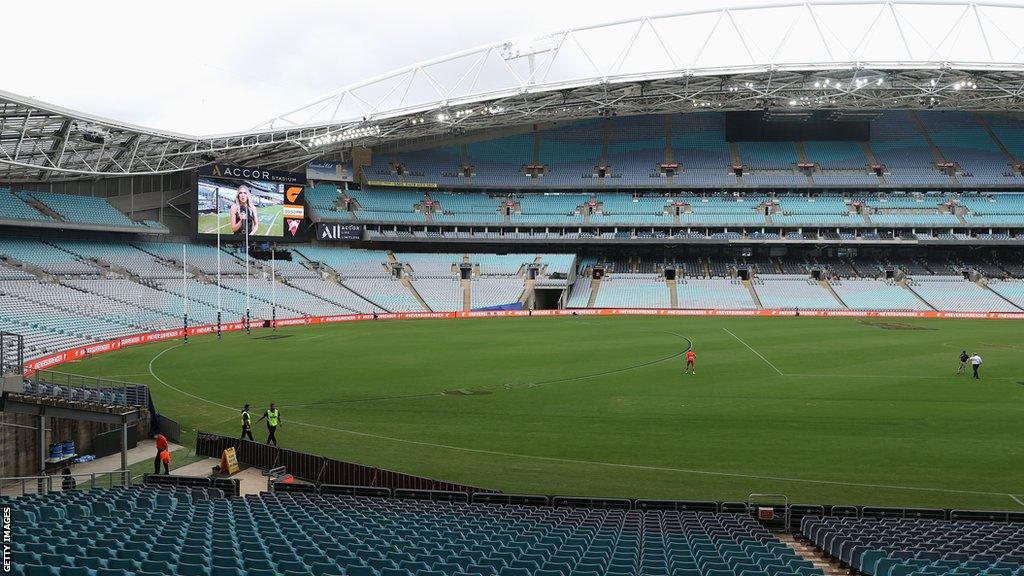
[307,125,381,148]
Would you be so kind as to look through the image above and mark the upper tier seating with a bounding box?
[737,142,797,169]
[306,183,343,217]
[342,190,1024,228]
[870,112,952,187]
[0,187,50,221]
[322,112,1024,189]
[983,113,1024,167]
[540,119,605,186]
[918,111,1011,185]
[19,191,147,228]
[10,486,824,576]
[468,133,534,187]
[803,141,868,169]
[605,114,665,186]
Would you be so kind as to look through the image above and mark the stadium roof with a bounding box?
[6,0,1024,181]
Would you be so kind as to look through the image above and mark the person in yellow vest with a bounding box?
[255,403,281,446]
[240,404,254,441]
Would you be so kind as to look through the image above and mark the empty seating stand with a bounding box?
[9,486,824,576]
[801,516,1024,576]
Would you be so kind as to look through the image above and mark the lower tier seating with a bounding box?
[9,485,824,576]
[801,516,1024,576]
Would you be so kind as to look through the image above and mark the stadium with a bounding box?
[2,2,1024,575]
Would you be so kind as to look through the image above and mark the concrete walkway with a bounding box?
[75,439,185,476]
[0,438,183,496]
[2,438,270,497]
[172,458,269,496]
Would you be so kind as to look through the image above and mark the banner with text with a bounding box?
[23,309,1024,375]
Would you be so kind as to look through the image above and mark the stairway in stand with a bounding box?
[777,533,847,576]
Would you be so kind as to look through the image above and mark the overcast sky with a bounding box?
[3,0,776,135]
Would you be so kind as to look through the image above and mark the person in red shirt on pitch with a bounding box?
[685,349,697,374]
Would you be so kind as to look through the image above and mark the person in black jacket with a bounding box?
[957,350,969,375]
[61,468,76,491]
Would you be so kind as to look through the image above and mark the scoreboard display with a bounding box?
[197,164,306,238]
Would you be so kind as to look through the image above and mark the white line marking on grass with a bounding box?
[1009,494,1024,508]
[146,340,1012,499]
[787,373,1021,381]
[148,344,236,411]
[261,208,280,236]
[55,371,152,380]
[723,327,785,376]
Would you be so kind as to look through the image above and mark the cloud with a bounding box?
[3,0,754,134]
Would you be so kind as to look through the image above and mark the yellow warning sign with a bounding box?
[220,447,240,475]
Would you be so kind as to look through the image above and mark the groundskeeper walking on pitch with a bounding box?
[256,403,281,446]
[241,404,254,441]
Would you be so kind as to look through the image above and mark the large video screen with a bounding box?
[196,164,306,238]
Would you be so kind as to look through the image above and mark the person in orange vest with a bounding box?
[153,433,169,475]
[158,447,171,475]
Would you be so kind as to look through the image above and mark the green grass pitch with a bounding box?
[197,204,284,236]
[59,315,1024,510]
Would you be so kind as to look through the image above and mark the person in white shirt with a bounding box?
[969,353,982,380]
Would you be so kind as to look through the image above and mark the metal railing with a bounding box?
[0,469,131,497]
[0,331,23,376]
[24,369,150,408]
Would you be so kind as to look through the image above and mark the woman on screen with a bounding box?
[229,184,259,235]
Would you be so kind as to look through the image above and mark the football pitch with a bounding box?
[60,315,1024,510]
[197,204,284,236]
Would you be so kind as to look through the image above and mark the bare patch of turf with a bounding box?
[858,320,936,331]
[443,388,493,396]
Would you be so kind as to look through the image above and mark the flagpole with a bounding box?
[216,191,222,339]
[271,246,276,331]
[182,245,189,343]
[245,217,251,335]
